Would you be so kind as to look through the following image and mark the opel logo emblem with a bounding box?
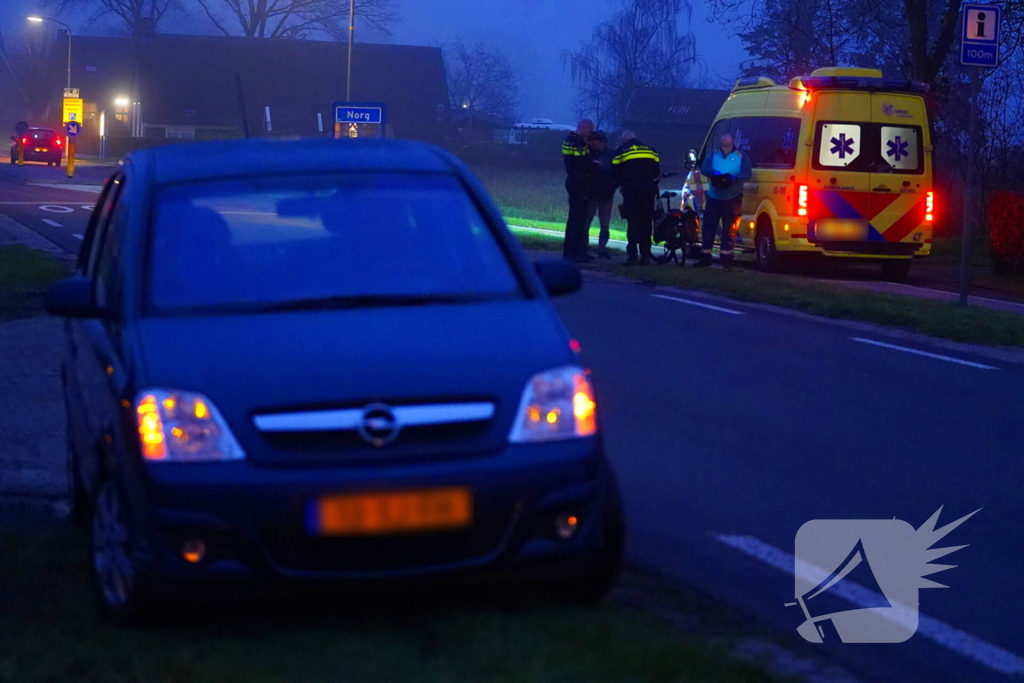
[356,403,401,447]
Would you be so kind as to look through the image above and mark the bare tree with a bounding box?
[563,0,698,129]
[196,0,399,40]
[737,0,875,80]
[45,0,181,36]
[1,33,59,121]
[443,38,519,122]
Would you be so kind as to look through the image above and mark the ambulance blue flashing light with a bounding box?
[796,76,930,94]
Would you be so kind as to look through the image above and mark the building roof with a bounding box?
[451,109,513,128]
[624,87,731,126]
[129,138,458,185]
[65,34,449,141]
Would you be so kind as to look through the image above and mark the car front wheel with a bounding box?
[90,479,153,623]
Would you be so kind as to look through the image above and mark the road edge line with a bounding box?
[576,268,1024,367]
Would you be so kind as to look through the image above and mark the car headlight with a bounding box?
[135,389,246,462]
[509,366,597,443]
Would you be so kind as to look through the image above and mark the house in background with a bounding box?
[450,109,513,146]
[622,87,731,170]
[38,33,449,153]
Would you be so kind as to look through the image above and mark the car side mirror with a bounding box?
[685,149,698,170]
[534,259,582,297]
[45,277,105,318]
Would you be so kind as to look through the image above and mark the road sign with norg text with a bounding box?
[62,97,84,124]
[333,102,385,125]
[961,3,1001,67]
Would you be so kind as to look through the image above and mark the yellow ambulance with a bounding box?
[682,67,935,281]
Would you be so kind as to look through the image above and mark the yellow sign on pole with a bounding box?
[62,97,84,124]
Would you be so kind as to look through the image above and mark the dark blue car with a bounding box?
[46,138,624,622]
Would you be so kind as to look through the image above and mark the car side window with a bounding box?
[86,175,125,309]
[77,176,117,273]
[95,186,128,310]
[81,174,125,277]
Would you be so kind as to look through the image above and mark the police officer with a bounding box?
[696,134,752,270]
[612,131,661,265]
[562,119,596,263]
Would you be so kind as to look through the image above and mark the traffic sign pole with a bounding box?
[958,3,1001,306]
[959,68,981,306]
[66,138,75,178]
[16,139,24,166]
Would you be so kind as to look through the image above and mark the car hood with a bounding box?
[136,300,575,463]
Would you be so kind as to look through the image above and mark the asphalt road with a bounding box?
[2,166,1022,682]
[0,164,104,254]
[553,276,1024,683]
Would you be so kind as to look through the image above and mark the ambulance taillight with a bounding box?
[925,191,934,222]
[797,185,809,217]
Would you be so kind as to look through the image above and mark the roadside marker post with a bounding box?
[64,121,81,179]
[959,3,1001,306]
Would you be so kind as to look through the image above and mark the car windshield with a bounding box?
[148,172,522,313]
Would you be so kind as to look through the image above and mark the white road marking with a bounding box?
[39,204,74,213]
[714,533,1024,675]
[851,337,999,371]
[28,183,103,194]
[651,293,746,316]
[72,234,84,240]
[41,219,62,228]
[81,205,94,211]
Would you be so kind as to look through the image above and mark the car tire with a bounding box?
[756,220,785,273]
[881,259,912,283]
[89,478,155,624]
[55,159,62,168]
[555,473,626,605]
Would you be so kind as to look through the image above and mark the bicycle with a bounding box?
[652,172,701,266]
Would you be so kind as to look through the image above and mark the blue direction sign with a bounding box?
[961,3,1001,67]
[332,101,385,125]
[64,121,82,137]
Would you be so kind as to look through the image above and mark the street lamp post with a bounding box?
[28,16,72,90]
[346,0,355,101]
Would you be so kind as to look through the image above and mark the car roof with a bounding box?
[128,138,461,185]
[27,128,56,133]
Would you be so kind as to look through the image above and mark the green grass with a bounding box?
[469,165,631,242]
[615,264,1024,347]
[0,245,69,320]
[0,528,775,683]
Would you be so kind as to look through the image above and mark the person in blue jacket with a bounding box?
[697,134,752,269]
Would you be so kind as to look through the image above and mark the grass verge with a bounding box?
[0,528,775,683]
[615,264,1024,347]
[0,245,69,321]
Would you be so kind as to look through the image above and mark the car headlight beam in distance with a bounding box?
[509,366,597,443]
[135,389,246,462]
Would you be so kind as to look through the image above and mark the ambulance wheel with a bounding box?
[881,259,912,283]
[756,220,784,273]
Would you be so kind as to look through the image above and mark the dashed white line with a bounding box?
[651,293,746,315]
[41,219,62,228]
[851,337,999,371]
[714,533,1024,675]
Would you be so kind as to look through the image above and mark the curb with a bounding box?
[0,213,77,264]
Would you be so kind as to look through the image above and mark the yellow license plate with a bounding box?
[817,219,868,240]
[310,487,473,536]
